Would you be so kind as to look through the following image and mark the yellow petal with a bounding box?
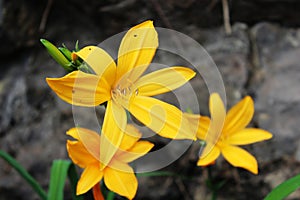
[100,101,127,169]
[77,164,103,195]
[46,71,111,106]
[66,127,81,140]
[104,165,137,200]
[207,93,226,149]
[182,113,210,141]
[107,157,133,172]
[118,125,142,151]
[226,128,273,145]
[66,140,97,168]
[197,146,220,166]
[68,127,100,162]
[135,67,196,96]
[116,20,158,82]
[221,144,258,174]
[224,96,254,136]
[129,96,196,140]
[197,94,226,161]
[75,46,117,86]
[116,141,154,163]
[198,116,211,139]
[182,113,211,140]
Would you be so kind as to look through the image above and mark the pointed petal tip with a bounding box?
[196,158,215,167]
[222,145,259,174]
[242,95,254,111]
[76,183,88,196]
[258,129,273,140]
[210,92,226,112]
[252,168,258,175]
[197,147,220,166]
[266,131,273,139]
[74,46,97,61]
[73,46,98,58]
[244,164,258,174]
[137,20,154,28]
[45,77,54,84]
[66,127,79,139]
[76,181,95,196]
[76,165,103,196]
[210,92,221,100]
[244,95,254,103]
[227,128,273,145]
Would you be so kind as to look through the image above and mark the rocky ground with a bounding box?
[1,0,300,199]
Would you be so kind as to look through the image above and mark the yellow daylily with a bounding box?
[46,20,196,167]
[66,125,154,200]
[195,93,272,174]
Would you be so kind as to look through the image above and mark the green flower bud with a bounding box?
[58,47,72,61]
[40,39,73,72]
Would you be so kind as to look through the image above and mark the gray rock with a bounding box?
[155,23,250,116]
[0,50,73,199]
[250,23,300,162]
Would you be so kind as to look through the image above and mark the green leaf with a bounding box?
[75,40,80,52]
[48,160,83,200]
[0,150,47,200]
[264,173,300,200]
[48,160,70,200]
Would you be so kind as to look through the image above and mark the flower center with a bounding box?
[112,80,138,106]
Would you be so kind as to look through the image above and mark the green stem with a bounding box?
[106,191,115,200]
[0,150,47,200]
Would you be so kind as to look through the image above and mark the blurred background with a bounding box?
[1,0,300,199]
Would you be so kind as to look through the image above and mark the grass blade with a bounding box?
[0,150,47,200]
[48,160,83,200]
[264,173,300,200]
[48,160,71,200]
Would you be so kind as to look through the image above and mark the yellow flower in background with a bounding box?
[66,125,153,200]
[46,20,196,167]
[195,93,272,174]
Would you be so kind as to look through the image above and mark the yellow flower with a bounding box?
[194,93,272,174]
[66,125,154,199]
[46,20,196,167]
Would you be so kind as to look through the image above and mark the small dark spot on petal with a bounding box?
[89,48,92,50]
[134,34,138,37]
[72,89,75,94]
